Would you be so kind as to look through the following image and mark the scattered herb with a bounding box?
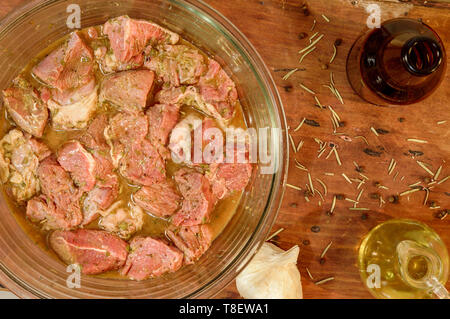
[342,173,352,184]
[299,46,316,64]
[310,19,317,31]
[282,68,299,80]
[321,14,330,22]
[416,161,434,176]
[370,127,379,137]
[329,44,337,64]
[306,267,314,280]
[314,277,335,285]
[289,133,297,153]
[299,34,324,54]
[434,165,443,181]
[294,117,306,132]
[299,83,316,95]
[266,228,285,241]
[407,138,428,144]
[286,183,302,191]
[399,188,420,196]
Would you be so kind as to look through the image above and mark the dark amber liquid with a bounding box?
[347,18,446,106]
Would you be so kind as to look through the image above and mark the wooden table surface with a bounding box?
[1,0,449,299]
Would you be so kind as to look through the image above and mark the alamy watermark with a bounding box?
[66,264,81,289]
[169,118,281,175]
[66,4,81,29]
[366,264,381,289]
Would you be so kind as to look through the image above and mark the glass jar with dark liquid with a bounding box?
[347,18,446,106]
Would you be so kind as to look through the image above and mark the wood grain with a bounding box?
[0,0,449,299]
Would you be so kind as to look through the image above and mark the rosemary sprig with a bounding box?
[282,68,299,80]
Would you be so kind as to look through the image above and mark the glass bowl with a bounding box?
[0,0,288,298]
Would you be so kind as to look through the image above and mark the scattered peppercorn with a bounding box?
[409,150,424,157]
[304,119,320,127]
[428,201,438,208]
[336,194,345,200]
[361,213,368,220]
[319,258,326,265]
[355,165,365,173]
[363,148,382,157]
[302,239,310,246]
[326,211,333,217]
[434,210,448,220]
[321,63,329,70]
[311,225,321,233]
[398,117,406,122]
[375,128,389,135]
[334,38,343,46]
[283,85,293,92]
[298,32,308,40]
[387,195,399,204]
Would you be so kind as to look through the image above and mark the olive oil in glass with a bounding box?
[347,18,446,106]
[358,219,449,299]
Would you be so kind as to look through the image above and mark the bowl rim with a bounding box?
[0,0,289,299]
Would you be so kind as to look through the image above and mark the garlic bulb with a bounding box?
[236,242,303,299]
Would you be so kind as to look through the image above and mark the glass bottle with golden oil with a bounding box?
[358,219,449,299]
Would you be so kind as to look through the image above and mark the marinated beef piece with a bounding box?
[121,236,183,280]
[33,32,97,130]
[100,70,155,113]
[208,162,252,200]
[95,46,144,74]
[107,112,148,145]
[26,195,80,230]
[37,156,83,229]
[198,59,237,121]
[83,174,119,225]
[2,77,48,137]
[82,152,119,225]
[79,114,109,151]
[133,180,181,218]
[46,81,98,130]
[32,32,94,92]
[172,169,215,227]
[27,138,52,161]
[0,129,50,202]
[104,112,149,167]
[166,224,212,264]
[49,229,128,275]
[99,201,144,239]
[147,104,179,146]
[145,44,206,86]
[104,15,179,64]
[156,86,231,127]
[57,141,97,192]
[119,139,166,186]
